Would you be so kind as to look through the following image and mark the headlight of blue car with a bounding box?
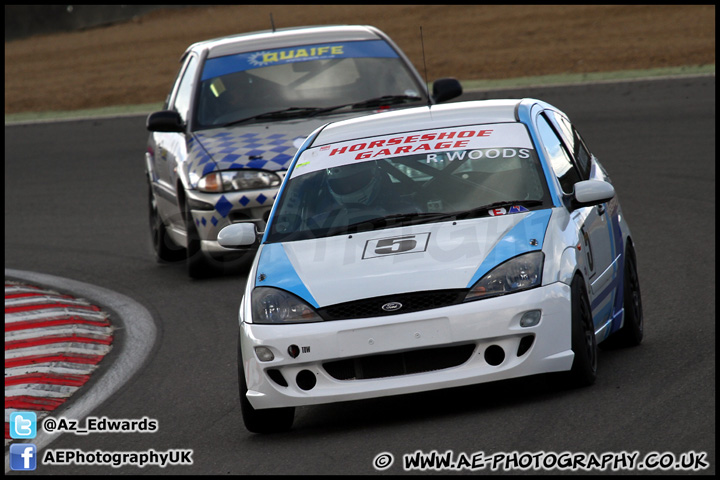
[197,170,281,193]
[464,251,544,301]
[251,287,323,324]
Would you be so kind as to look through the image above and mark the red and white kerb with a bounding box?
[4,281,114,445]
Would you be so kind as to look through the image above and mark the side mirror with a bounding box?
[146,110,185,133]
[569,180,615,210]
[218,223,259,248]
[432,78,463,103]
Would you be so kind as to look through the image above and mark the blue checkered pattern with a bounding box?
[186,129,297,234]
[190,130,296,181]
[192,188,278,234]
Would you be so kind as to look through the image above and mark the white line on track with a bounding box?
[6,324,113,341]
[6,309,109,323]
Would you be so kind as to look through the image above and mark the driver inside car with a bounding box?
[327,162,384,206]
[306,161,421,230]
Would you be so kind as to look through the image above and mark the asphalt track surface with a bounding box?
[4,76,715,475]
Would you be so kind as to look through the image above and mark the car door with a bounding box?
[535,111,616,325]
[547,110,622,298]
[151,53,199,234]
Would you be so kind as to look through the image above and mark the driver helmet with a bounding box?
[326,162,381,206]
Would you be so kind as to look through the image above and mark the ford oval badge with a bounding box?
[381,301,403,312]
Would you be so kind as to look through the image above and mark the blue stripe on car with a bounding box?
[255,243,319,308]
[609,201,626,332]
[465,210,552,288]
[201,40,399,80]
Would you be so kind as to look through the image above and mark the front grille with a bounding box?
[323,343,476,380]
[317,289,466,321]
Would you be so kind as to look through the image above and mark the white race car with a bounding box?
[145,25,461,278]
[219,99,644,433]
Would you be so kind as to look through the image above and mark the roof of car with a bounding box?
[185,24,386,59]
[312,99,529,147]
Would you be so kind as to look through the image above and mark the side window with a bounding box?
[171,55,198,123]
[550,112,592,180]
[536,113,581,194]
[571,128,592,179]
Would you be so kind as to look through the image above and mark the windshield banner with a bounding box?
[291,123,534,178]
[202,40,399,80]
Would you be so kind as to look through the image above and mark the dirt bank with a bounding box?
[4,5,715,114]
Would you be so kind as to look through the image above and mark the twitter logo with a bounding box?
[10,411,37,439]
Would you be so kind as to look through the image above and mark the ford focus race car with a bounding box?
[218,99,644,433]
[145,25,462,277]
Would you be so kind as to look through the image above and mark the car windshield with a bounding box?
[193,40,426,129]
[266,123,553,243]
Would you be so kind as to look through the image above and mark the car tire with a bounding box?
[148,180,185,262]
[238,343,295,434]
[605,244,644,348]
[183,200,213,278]
[568,274,597,387]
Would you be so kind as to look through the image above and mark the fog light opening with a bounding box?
[484,345,505,366]
[254,346,275,362]
[520,309,542,327]
[296,369,317,391]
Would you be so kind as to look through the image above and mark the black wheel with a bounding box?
[568,275,597,387]
[605,244,644,348]
[238,344,294,434]
[183,200,213,278]
[148,180,185,262]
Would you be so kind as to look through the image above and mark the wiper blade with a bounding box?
[222,107,327,127]
[323,201,543,237]
[350,95,422,109]
[325,211,457,236]
[373,211,457,224]
[224,96,425,126]
[297,95,424,119]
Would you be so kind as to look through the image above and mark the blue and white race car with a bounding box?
[145,25,461,277]
[218,98,644,433]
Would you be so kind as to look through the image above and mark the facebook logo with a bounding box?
[10,411,37,439]
[10,444,37,471]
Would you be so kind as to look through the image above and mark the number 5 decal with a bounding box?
[363,233,430,259]
[375,237,417,254]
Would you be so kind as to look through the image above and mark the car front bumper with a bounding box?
[186,187,278,255]
[240,281,574,410]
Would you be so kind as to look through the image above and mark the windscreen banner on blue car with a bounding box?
[201,40,399,80]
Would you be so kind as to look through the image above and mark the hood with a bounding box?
[186,111,385,184]
[254,210,552,308]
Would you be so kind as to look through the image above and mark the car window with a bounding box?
[194,40,426,129]
[536,113,581,193]
[172,55,199,123]
[548,111,592,180]
[266,123,552,242]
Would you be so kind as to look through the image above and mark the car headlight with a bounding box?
[251,287,323,324]
[464,251,544,301]
[197,170,281,193]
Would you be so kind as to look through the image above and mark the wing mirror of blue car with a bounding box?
[146,110,185,132]
[568,180,616,211]
[432,78,463,103]
[218,223,260,249]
